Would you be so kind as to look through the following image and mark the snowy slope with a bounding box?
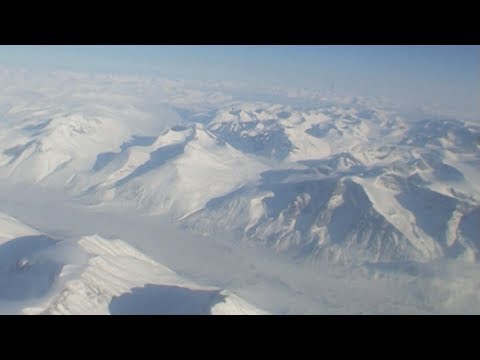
[206,102,403,163]
[1,69,480,275]
[0,212,267,315]
[69,123,268,218]
[0,73,184,186]
[0,111,133,185]
[0,211,40,244]
[23,235,267,315]
[183,114,480,266]
[183,173,432,266]
[208,103,331,161]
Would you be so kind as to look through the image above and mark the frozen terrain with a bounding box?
[0,211,267,315]
[1,69,480,314]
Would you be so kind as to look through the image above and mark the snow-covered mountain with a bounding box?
[0,112,134,185]
[0,211,267,315]
[67,123,267,218]
[181,103,480,266]
[0,74,183,186]
[206,102,406,163]
[1,73,479,279]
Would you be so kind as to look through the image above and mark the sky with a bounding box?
[0,45,478,119]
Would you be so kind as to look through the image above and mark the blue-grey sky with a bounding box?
[0,45,478,118]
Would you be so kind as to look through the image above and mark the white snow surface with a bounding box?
[1,69,480,314]
[0,212,266,315]
[0,211,40,244]
[0,214,267,315]
[25,235,267,315]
